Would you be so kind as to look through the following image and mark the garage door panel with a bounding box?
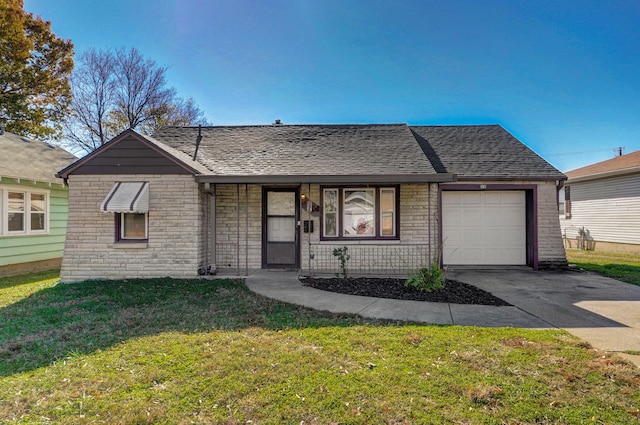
[460,192,482,204]
[442,191,526,266]
[461,209,483,225]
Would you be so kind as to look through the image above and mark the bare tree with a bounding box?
[64,47,208,154]
[64,48,116,152]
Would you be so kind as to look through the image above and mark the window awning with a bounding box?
[100,182,149,213]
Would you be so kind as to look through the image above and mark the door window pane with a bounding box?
[267,192,295,215]
[267,217,296,242]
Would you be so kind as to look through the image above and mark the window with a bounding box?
[100,182,150,243]
[0,187,49,236]
[559,186,571,219]
[116,212,148,241]
[322,186,398,239]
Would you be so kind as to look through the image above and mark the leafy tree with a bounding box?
[65,47,207,153]
[0,0,74,139]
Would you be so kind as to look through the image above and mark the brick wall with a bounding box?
[60,174,202,282]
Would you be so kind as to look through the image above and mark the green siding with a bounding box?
[0,179,68,267]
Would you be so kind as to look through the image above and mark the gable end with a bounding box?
[57,130,201,178]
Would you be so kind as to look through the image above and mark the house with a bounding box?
[560,149,640,254]
[56,123,567,282]
[0,129,76,277]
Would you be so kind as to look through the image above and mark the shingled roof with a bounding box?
[565,149,640,181]
[410,125,565,181]
[1,131,76,184]
[152,124,453,183]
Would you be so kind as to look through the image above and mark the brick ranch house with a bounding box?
[56,123,567,282]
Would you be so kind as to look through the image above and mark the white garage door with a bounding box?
[442,191,526,265]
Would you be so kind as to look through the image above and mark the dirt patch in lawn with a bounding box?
[300,277,511,306]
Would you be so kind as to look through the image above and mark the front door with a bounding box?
[263,189,299,268]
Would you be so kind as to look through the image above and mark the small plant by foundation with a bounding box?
[332,246,350,279]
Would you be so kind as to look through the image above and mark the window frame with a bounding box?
[115,212,149,242]
[320,185,400,241]
[0,186,50,236]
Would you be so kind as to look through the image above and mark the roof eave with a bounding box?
[456,175,567,182]
[566,166,640,183]
[195,173,457,184]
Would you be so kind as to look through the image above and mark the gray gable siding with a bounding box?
[69,135,194,175]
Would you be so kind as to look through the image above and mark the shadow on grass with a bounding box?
[0,277,391,377]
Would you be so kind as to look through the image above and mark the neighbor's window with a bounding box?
[0,188,49,236]
[322,186,398,239]
[117,212,148,241]
[559,186,571,219]
[8,192,25,232]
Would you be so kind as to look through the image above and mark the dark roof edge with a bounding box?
[196,173,457,184]
[456,175,566,182]
[56,129,202,179]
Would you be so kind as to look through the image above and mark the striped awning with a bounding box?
[100,182,149,213]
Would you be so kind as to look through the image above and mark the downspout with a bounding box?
[204,183,216,274]
[236,184,240,275]
[245,183,249,276]
[428,182,432,267]
[308,183,312,274]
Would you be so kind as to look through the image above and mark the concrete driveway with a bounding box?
[245,268,640,366]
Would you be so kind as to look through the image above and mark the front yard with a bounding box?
[1,271,640,424]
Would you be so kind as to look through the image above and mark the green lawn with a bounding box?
[1,271,640,424]
[566,249,640,286]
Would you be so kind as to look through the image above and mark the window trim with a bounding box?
[320,185,400,241]
[0,185,50,236]
[115,212,149,242]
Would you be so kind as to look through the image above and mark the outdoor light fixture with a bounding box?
[300,194,308,201]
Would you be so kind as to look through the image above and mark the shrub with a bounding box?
[405,260,445,292]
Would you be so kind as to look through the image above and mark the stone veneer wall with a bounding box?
[212,183,439,275]
[60,174,203,282]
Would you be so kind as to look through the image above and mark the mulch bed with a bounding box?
[300,276,511,306]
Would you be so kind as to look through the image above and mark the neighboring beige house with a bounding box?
[560,149,640,254]
[56,123,567,282]
[0,130,76,277]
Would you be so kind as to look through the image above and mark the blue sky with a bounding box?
[24,0,640,171]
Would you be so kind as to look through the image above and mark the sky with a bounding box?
[23,0,640,171]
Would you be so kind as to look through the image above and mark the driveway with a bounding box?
[245,268,640,366]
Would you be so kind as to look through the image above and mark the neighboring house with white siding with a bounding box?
[0,130,76,277]
[560,149,640,254]
[56,123,567,282]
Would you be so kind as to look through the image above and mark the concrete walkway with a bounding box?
[245,268,640,366]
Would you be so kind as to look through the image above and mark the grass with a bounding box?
[566,249,640,286]
[1,271,640,424]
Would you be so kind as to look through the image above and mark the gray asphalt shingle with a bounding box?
[152,124,437,176]
[410,125,565,180]
[151,123,564,180]
[1,131,76,183]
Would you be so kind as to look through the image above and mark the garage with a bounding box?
[442,190,526,265]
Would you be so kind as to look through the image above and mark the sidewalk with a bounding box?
[245,268,640,366]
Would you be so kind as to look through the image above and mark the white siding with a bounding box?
[560,173,640,245]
